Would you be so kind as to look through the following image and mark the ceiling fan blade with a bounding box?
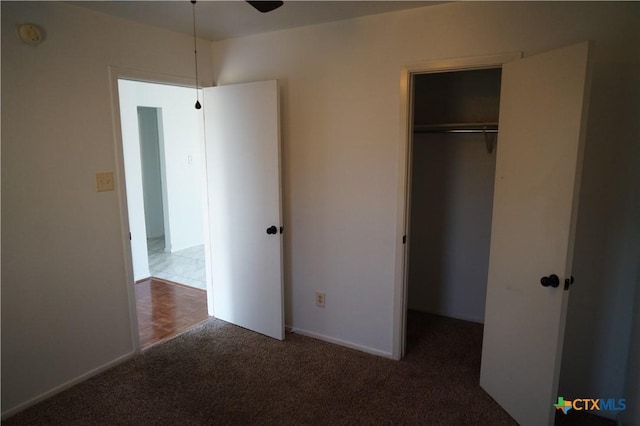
[246,1,284,13]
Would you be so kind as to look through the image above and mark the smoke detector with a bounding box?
[18,23,44,45]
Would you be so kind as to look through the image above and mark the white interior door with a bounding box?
[203,80,284,340]
[480,42,593,425]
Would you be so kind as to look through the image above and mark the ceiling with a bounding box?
[72,1,440,42]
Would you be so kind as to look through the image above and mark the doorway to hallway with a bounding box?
[117,78,210,348]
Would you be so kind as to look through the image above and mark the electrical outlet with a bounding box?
[315,291,325,308]
[95,172,115,192]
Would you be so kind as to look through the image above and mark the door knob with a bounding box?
[266,225,277,235]
[540,274,560,288]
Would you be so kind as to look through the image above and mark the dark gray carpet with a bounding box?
[5,312,595,425]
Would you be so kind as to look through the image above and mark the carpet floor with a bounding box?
[3,312,612,425]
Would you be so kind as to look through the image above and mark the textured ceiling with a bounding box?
[72,1,441,42]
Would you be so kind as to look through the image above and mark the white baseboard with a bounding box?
[1,350,136,420]
[292,328,393,359]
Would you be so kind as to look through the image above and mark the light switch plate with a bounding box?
[95,172,115,192]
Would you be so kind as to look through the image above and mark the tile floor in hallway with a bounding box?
[147,237,206,289]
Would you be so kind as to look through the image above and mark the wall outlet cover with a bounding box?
[96,172,115,192]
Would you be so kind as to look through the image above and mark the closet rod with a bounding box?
[413,122,499,134]
[414,122,497,154]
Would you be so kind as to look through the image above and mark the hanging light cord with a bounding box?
[192,0,201,109]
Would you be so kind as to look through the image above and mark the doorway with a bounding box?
[395,44,594,425]
[111,70,285,350]
[405,68,502,354]
[136,106,207,290]
[117,78,210,348]
[393,54,521,361]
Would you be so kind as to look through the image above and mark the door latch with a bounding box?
[564,276,575,291]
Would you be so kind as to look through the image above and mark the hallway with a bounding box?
[146,237,206,289]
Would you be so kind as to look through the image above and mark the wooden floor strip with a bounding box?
[135,278,208,349]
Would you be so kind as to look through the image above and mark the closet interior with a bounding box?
[406,68,502,351]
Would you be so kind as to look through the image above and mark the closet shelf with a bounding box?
[414,122,499,134]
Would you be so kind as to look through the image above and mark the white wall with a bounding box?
[138,107,165,239]
[1,1,212,415]
[555,4,640,415]
[210,0,640,397]
[119,79,205,284]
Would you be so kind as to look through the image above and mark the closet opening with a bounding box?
[404,68,502,358]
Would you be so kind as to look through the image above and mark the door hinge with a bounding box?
[280,226,284,234]
[402,235,406,244]
[129,232,132,241]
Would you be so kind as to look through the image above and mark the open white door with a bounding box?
[480,42,593,425]
[203,80,284,340]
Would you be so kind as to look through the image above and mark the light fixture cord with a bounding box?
[191,0,201,109]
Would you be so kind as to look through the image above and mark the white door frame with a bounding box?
[108,66,213,351]
[391,52,521,361]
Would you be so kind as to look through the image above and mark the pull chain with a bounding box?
[191,0,201,109]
